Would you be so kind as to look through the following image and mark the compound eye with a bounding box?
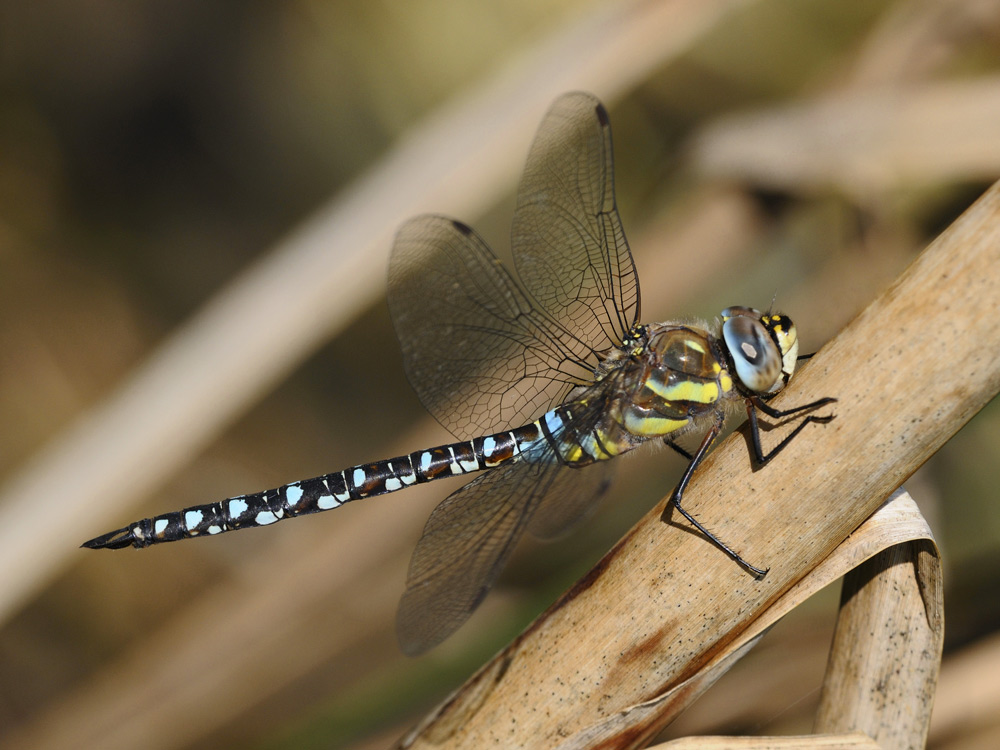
[722,315,782,393]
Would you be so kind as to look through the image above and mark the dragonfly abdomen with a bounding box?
[82,421,550,550]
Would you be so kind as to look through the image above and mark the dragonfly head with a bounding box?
[720,307,799,395]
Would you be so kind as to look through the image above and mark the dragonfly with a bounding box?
[83,92,835,655]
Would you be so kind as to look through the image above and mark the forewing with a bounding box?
[389,215,596,439]
[512,92,640,354]
[395,452,611,656]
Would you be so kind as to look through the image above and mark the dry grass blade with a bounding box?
[816,535,943,749]
[397,179,1000,749]
[647,730,880,749]
[546,491,935,750]
[692,74,1000,194]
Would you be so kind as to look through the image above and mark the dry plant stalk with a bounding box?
[541,491,941,750]
[693,75,1000,193]
[397,177,1000,748]
[647,730,880,749]
[816,536,943,747]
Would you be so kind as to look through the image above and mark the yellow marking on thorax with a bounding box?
[646,377,720,405]
[720,372,733,392]
[623,411,688,437]
[685,339,706,354]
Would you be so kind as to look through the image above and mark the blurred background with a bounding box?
[1,0,999,748]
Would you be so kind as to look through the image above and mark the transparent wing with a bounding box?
[395,433,613,656]
[388,93,640,439]
[389,216,599,439]
[526,458,613,541]
[512,91,640,353]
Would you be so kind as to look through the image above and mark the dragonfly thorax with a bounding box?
[603,307,801,444]
[607,323,732,442]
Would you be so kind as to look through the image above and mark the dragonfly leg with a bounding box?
[747,396,837,467]
[663,438,693,460]
[662,411,769,578]
[754,395,837,420]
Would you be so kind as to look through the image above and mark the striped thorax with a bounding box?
[596,308,802,447]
